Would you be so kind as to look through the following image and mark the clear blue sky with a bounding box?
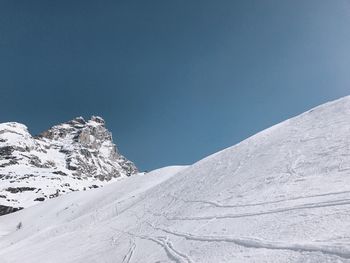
[1,0,350,170]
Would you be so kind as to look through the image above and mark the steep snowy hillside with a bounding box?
[2,96,350,262]
[0,116,138,215]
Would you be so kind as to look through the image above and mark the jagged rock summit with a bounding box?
[0,116,138,215]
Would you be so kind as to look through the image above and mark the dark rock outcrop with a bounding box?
[0,205,23,216]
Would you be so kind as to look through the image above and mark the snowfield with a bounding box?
[2,96,350,262]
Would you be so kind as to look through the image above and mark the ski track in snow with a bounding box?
[166,198,350,221]
[122,240,136,263]
[117,222,193,263]
[157,227,350,260]
[173,189,350,208]
[140,236,192,263]
[129,232,193,263]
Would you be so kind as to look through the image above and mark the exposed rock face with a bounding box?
[0,205,23,216]
[0,116,138,215]
[37,116,138,179]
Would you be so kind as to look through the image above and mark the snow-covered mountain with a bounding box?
[2,96,350,262]
[0,116,138,215]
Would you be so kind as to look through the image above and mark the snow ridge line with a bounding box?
[158,228,350,259]
[168,198,350,221]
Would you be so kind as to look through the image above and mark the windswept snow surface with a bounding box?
[2,97,350,262]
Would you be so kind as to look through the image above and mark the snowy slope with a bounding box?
[0,116,138,214]
[0,165,187,262]
[2,96,350,262]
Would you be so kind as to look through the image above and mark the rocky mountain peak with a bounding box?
[90,115,105,125]
[0,116,138,215]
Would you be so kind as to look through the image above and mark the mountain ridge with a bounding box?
[0,116,138,215]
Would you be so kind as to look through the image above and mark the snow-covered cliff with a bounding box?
[0,116,138,214]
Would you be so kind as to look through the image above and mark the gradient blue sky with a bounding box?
[1,0,350,170]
